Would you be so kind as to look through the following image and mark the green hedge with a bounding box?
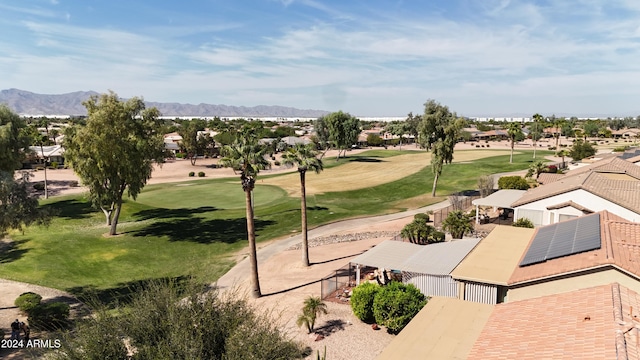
[29,302,70,330]
[350,282,380,323]
[15,292,43,313]
[372,282,427,333]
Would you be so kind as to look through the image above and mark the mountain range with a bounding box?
[0,89,330,118]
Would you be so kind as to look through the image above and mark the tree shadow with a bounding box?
[67,275,191,308]
[41,199,96,220]
[348,158,384,163]
[133,206,219,221]
[307,206,329,211]
[0,239,29,264]
[311,253,363,266]
[314,319,346,337]
[261,279,322,297]
[130,217,275,244]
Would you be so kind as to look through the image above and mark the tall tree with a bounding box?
[0,105,49,235]
[178,119,215,165]
[530,113,544,159]
[220,129,271,298]
[24,125,50,199]
[385,121,409,150]
[418,100,463,197]
[320,111,360,160]
[405,112,421,146]
[281,144,323,267]
[506,122,524,163]
[64,92,165,236]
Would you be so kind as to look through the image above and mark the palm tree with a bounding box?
[506,122,523,163]
[556,149,570,169]
[296,296,328,333]
[220,130,271,298]
[281,144,323,267]
[526,160,549,179]
[442,210,473,239]
[531,113,544,159]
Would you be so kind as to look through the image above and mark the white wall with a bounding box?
[514,189,640,226]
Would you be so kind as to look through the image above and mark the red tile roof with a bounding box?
[509,211,640,285]
[512,158,640,214]
[468,283,640,360]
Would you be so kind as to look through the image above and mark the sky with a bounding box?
[2,0,640,117]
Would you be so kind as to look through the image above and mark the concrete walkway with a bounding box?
[215,199,451,289]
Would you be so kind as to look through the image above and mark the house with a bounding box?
[350,239,480,298]
[378,212,640,358]
[512,157,640,225]
[507,211,640,301]
[26,145,65,166]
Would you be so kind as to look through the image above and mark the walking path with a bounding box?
[215,199,451,290]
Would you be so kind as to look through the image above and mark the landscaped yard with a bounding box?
[0,149,552,303]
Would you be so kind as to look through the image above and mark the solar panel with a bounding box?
[519,213,602,267]
[520,226,555,266]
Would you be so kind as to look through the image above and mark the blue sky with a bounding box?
[2,0,640,117]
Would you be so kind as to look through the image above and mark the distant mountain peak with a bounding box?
[0,89,329,118]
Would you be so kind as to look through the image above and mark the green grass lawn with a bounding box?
[0,149,551,304]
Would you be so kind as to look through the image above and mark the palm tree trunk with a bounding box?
[39,144,48,199]
[300,170,310,267]
[431,173,439,197]
[510,141,514,163]
[533,140,537,159]
[245,189,262,298]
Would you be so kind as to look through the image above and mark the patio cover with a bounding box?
[472,189,526,224]
[350,238,480,276]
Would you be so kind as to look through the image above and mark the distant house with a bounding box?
[26,145,65,166]
[512,157,640,225]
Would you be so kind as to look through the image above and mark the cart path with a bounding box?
[214,199,452,290]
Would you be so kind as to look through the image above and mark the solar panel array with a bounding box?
[519,213,601,267]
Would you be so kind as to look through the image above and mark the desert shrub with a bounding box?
[498,176,529,190]
[513,218,535,228]
[475,144,480,148]
[188,171,195,177]
[198,171,205,177]
[51,161,59,169]
[15,292,42,313]
[29,302,70,330]
[548,146,556,150]
[33,182,45,191]
[372,282,427,333]
[70,180,79,187]
[486,144,490,148]
[175,152,185,159]
[49,280,303,360]
[414,213,430,223]
[613,146,630,152]
[274,160,281,166]
[351,282,380,323]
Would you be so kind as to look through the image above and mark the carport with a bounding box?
[472,190,526,224]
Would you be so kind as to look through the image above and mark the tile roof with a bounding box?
[511,157,640,214]
[450,226,535,285]
[509,211,640,285]
[536,172,565,185]
[468,283,640,360]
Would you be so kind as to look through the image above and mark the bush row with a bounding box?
[14,292,70,330]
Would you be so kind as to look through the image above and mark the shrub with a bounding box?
[29,302,70,330]
[414,213,429,223]
[475,144,480,148]
[613,146,630,152]
[51,161,59,169]
[442,210,473,239]
[548,146,556,150]
[372,282,427,333]
[486,144,490,148]
[198,171,205,177]
[15,292,42,313]
[274,160,281,166]
[33,182,45,191]
[70,180,79,187]
[546,165,558,173]
[513,218,535,228]
[430,230,445,242]
[35,166,45,171]
[175,152,185,159]
[351,282,380,323]
[188,171,195,177]
[498,176,529,190]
